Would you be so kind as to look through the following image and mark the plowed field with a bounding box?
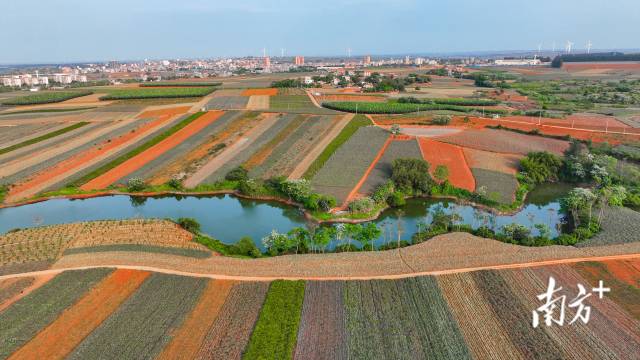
[418,138,475,191]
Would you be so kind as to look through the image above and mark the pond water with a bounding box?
[0,187,567,250]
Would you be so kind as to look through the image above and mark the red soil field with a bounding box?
[241,88,279,96]
[157,280,235,360]
[136,106,191,119]
[8,116,176,201]
[418,138,475,191]
[8,269,150,360]
[563,62,640,71]
[81,111,223,190]
[602,260,640,288]
[503,114,631,131]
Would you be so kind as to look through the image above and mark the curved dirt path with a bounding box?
[2,233,638,281]
[1,253,639,282]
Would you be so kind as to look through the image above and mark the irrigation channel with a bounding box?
[0,185,571,251]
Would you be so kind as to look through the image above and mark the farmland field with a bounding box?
[206,96,249,110]
[303,114,372,179]
[67,273,206,360]
[99,87,215,100]
[311,126,389,203]
[140,81,222,87]
[270,95,338,114]
[436,128,570,155]
[243,281,305,360]
[418,138,475,191]
[1,91,93,105]
[471,168,519,204]
[0,260,637,358]
[0,268,112,358]
[360,139,423,194]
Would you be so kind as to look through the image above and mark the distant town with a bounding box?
[1,52,558,91]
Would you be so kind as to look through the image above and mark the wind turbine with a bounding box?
[565,41,574,54]
[586,40,593,54]
[263,47,267,58]
[281,48,285,57]
[552,41,556,53]
[347,48,352,58]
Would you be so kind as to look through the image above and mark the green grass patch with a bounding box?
[140,81,222,87]
[0,268,113,358]
[70,112,205,187]
[243,280,305,360]
[99,87,215,100]
[1,91,93,105]
[302,114,372,180]
[0,122,89,155]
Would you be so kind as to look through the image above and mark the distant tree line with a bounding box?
[552,52,640,68]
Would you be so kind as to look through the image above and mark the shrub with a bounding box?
[348,197,375,213]
[177,217,201,233]
[520,152,563,184]
[166,177,183,190]
[238,179,261,196]
[225,166,249,181]
[387,192,406,207]
[230,237,261,258]
[127,178,147,192]
[372,181,395,204]
[391,158,433,194]
[431,115,451,125]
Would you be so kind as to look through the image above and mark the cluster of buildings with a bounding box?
[1,69,88,89]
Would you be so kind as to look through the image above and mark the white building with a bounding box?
[494,59,542,66]
[303,76,313,85]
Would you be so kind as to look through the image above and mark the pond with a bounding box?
[0,188,567,251]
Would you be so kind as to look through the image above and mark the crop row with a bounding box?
[471,168,518,204]
[398,97,500,106]
[303,114,371,179]
[255,115,337,179]
[243,281,305,359]
[0,122,89,156]
[0,268,113,358]
[1,91,93,105]
[323,101,508,115]
[74,112,205,187]
[140,82,222,87]
[68,273,206,360]
[311,126,389,203]
[2,265,638,358]
[99,87,215,100]
[360,139,422,194]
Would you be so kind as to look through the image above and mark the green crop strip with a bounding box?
[0,122,89,156]
[70,112,204,187]
[1,91,93,105]
[243,280,305,360]
[302,114,372,180]
[99,87,215,100]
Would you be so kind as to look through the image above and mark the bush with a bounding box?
[166,177,183,190]
[230,237,261,258]
[372,181,395,204]
[127,178,147,192]
[391,158,433,194]
[177,217,201,233]
[348,197,375,213]
[387,192,406,207]
[225,166,249,181]
[431,115,451,125]
[520,152,563,184]
[238,179,261,196]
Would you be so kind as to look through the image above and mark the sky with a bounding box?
[2,0,639,64]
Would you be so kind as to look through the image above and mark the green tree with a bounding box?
[434,165,449,183]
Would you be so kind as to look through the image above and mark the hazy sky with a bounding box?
[2,0,639,63]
